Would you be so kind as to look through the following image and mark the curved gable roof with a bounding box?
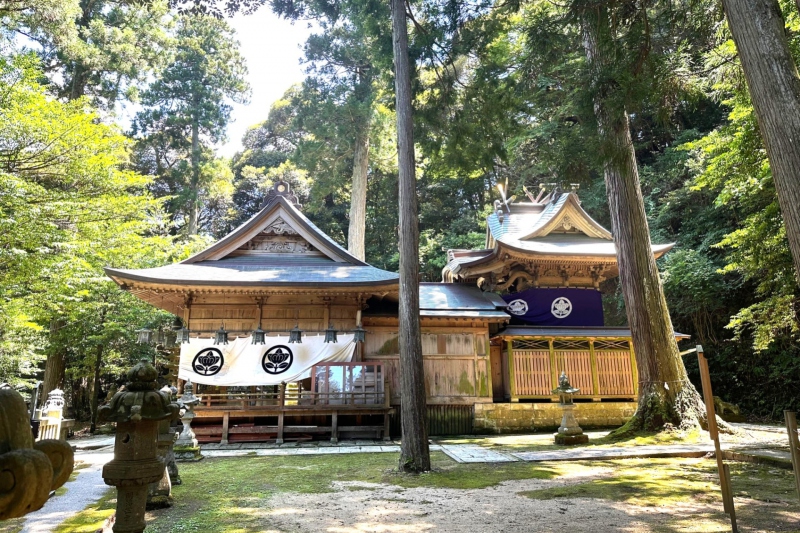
[183,195,366,265]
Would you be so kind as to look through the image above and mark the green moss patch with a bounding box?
[53,490,116,533]
[521,458,799,507]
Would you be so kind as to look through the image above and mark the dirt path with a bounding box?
[260,469,795,533]
[264,479,649,532]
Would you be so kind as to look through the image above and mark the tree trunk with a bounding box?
[42,319,66,401]
[42,352,65,399]
[89,343,104,433]
[391,0,430,472]
[582,9,705,432]
[188,120,200,235]
[348,125,370,261]
[723,0,800,284]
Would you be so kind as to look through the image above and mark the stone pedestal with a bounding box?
[554,404,589,445]
[99,359,178,533]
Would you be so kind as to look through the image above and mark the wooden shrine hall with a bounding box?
[106,182,685,441]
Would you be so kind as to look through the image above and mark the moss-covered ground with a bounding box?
[435,427,706,453]
[48,452,800,533]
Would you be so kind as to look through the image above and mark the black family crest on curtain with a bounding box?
[192,347,225,376]
[502,288,604,327]
[262,345,293,374]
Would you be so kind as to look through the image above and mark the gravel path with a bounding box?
[20,452,113,533]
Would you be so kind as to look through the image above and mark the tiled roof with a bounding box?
[364,283,510,319]
[106,255,398,287]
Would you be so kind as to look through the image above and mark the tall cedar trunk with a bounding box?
[89,343,104,433]
[348,124,370,261]
[42,319,67,402]
[89,308,107,433]
[391,0,430,472]
[188,120,200,235]
[582,10,704,431]
[723,0,800,284]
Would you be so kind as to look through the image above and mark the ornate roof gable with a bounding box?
[183,182,366,265]
[511,193,612,241]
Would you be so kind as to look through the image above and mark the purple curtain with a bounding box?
[502,288,604,326]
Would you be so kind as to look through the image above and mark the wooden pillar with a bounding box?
[383,378,391,440]
[548,339,558,401]
[276,382,286,444]
[589,339,600,399]
[508,339,518,402]
[276,412,284,445]
[628,340,639,396]
[221,412,230,445]
[331,411,339,443]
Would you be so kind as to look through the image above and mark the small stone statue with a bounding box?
[99,358,179,533]
[0,387,74,519]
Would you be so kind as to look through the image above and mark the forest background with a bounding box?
[2,0,798,425]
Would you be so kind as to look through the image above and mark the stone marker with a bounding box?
[174,380,202,461]
[99,359,178,533]
[552,372,589,445]
[0,386,74,519]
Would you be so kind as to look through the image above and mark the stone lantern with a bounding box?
[553,371,589,445]
[146,386,180,509]
[174,380,202,461]
[99,358,179,533]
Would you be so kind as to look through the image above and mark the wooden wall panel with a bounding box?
[553,351,593,394]
[596,351,635,395]
[512,350,551,396]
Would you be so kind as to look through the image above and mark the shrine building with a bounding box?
[105,182,685,442]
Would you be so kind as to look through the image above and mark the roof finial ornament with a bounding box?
[262,180,302,209]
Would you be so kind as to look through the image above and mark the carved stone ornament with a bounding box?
[0,387,75,520]
[99,358,179,533]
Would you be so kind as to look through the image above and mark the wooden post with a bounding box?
[383,378,391,441]
[508,340,518,402]
[696,345,738,533]
[589,339,600,398]
[276,412,284,445]
[221,412,230,445]
[276,382,286,444]
[784,411,800,503]
[331,411,339,443]
[628,340,638,396]
[548,339,558,400]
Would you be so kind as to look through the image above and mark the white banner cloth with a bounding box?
[178,334,355,386]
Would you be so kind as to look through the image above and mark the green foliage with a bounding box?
[27,0,172,109]
[0,54,194,404]
[132,14,249,237]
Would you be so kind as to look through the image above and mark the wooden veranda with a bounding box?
[190,362,394,444]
